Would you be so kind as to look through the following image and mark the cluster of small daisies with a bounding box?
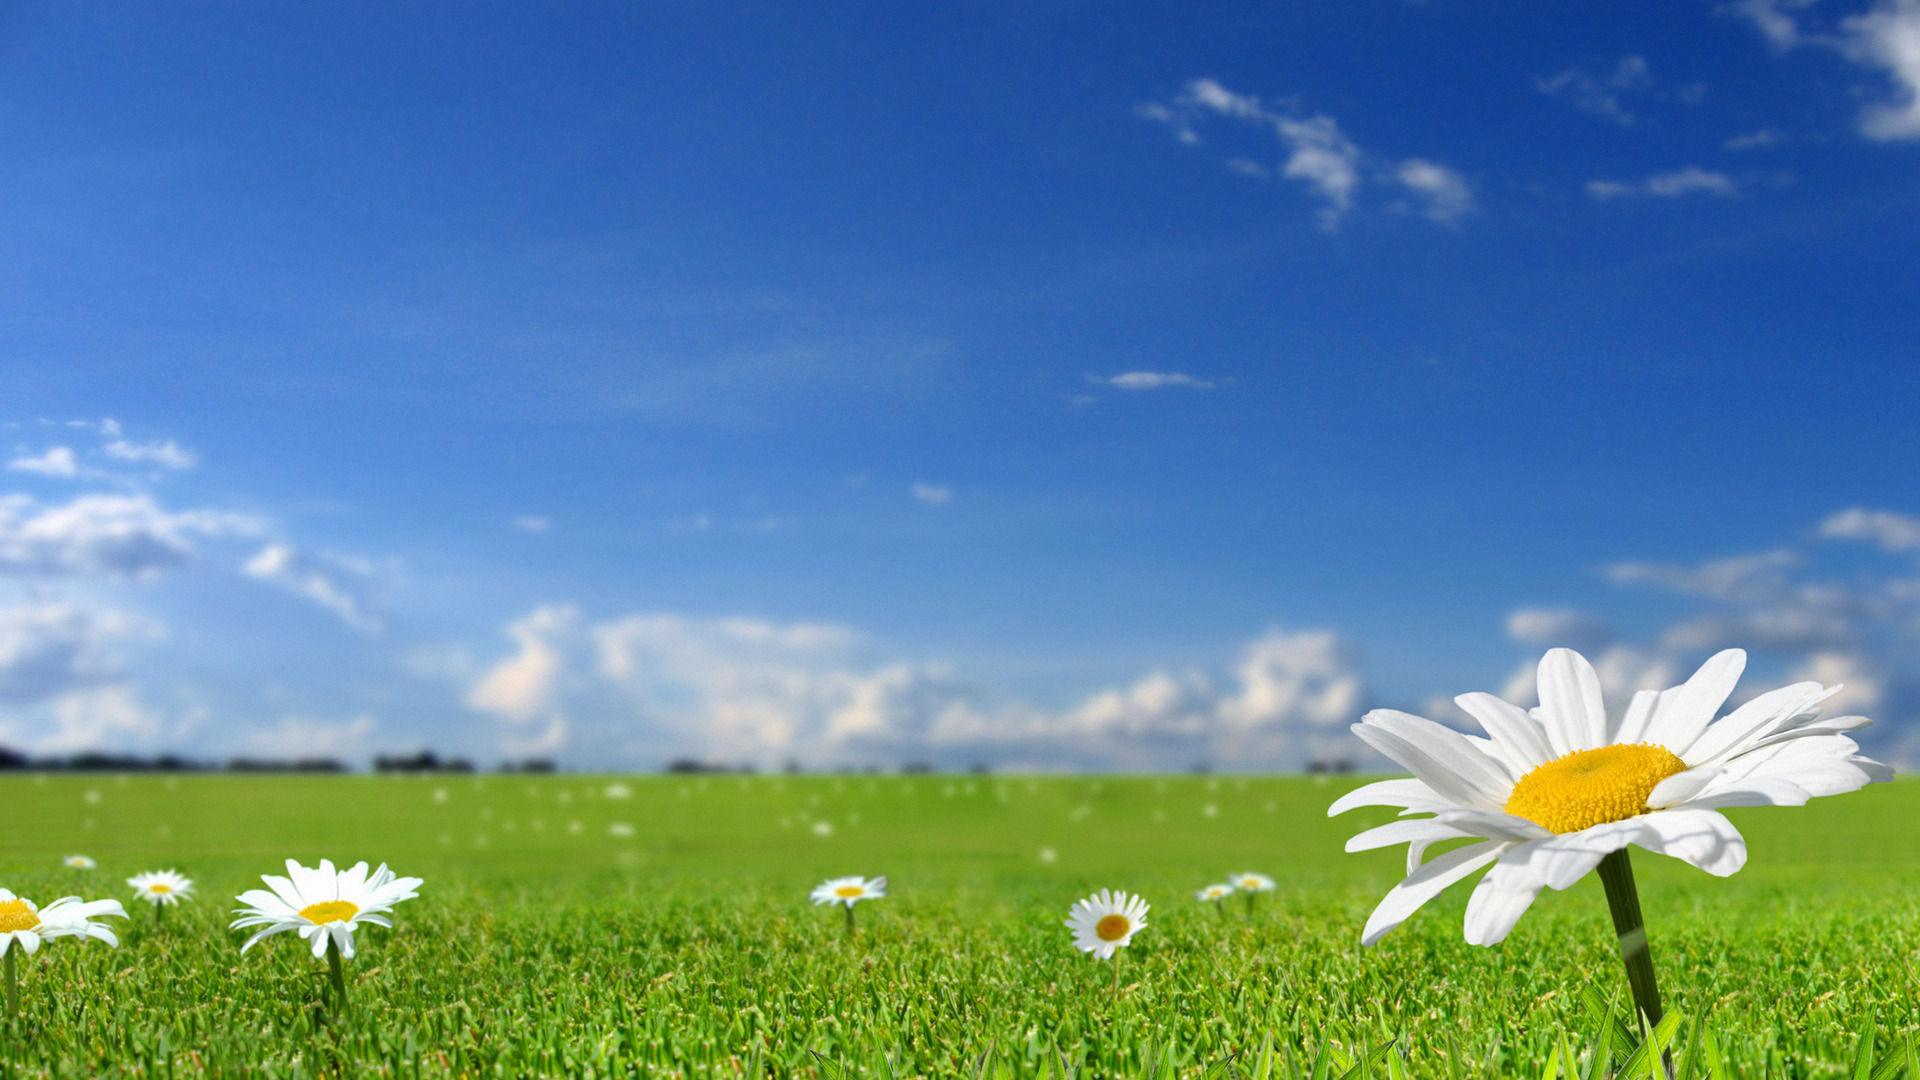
[3,856,421,1016]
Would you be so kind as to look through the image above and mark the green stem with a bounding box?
[156,901,166,929]
[1597,848,1665,1031]
[1244,891,1255,918]
[325,936,348,1014]
[844,902,856,937]
[1111,949,1121,994]
[4,947,15,1019]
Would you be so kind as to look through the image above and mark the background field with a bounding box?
[1,773,1915,1078]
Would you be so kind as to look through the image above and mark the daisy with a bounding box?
[0,889,126,1015]
[128,870,195,923]
[1230,872,1275,915]
[230,859,423,1010]
[62,855,96,870]
[1065,889,1149,971]
[809,875,886,934]
[1195,882,1235,903]
[1331,647,1889,1028]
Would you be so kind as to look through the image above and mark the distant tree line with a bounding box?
[0,746,557,774]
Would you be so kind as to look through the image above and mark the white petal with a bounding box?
[1462,856,1546,946]
[332,921,357,959]
[1327,778,1452,817]
[1642,649,1744,756]
[1345,818,1475,854]
[1455,692,1553,770]
[1679,681,1827,766]
[1611,690,1659,745]
[307,927,331,959]
[1431,808,1555,844]
[1647,767,1720,809]
[17,931,40,956]
[1531,822,1638,889]
[1359,839,1508,946]
[1533,648,1608,755]
[1635,809,1746,877]
[1354,711,1513,810]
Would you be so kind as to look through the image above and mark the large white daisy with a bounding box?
[808,875,887,908]
[0,889,127,956]
[1065,889,1149,960]
[1332,647,1890,947]
[230,859,423,959]
[128,870,195,908]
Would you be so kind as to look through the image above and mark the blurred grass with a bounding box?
[0,772,1914,1077]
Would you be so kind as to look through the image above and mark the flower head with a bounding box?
[128,870,195,907]
[230,859,423,959]
[1230,872,1275,892]
[1065,889,1149,960]
[1195,883,1235,903]
[809,875,886,908]
[0,889,126,956]
[62,855,96,870]
[1332,648,1891,946]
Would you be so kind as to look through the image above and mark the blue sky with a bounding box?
[3,0,1919,770]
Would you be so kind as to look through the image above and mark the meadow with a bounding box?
[0,771,1915,1078]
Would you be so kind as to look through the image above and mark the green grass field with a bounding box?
[1,772,1916,1078]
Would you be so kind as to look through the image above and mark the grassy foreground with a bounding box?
[0,772,1916,1078]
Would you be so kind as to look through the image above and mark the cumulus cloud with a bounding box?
[1733,0,1920,140]
[1587,167,1740,200]
[1537,56,1653,126]
[8,447,79,478]
[1101,372,1216,391]
[1140,78,1469,228]
[0,493,255,579]
[242,543,383,633]
[464,610,1372,770]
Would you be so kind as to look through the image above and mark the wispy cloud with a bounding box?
[1139,78,1471,229]
[1587,167,1740,200]
[103,439,196,470]
[1537,56,1653,126]
[0,493,257,579]
[512,515,551,533]
[1099,372,1216,391]
[242,543,384,634]
[909,483,952,506]
[7,447,79,478]
[1724,128,1785,149]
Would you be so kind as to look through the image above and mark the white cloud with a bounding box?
[465,610,1371,769]
[0,493,255,579]
[1394,160,1476,224]
[1842,0,1920,139]
[1141,78,1466,229]
[1725,128,1785,149]
[1102,372,1215,391]
[1587,167,1740,200]
[0,603,149,705]
[1823,507,1920,551]
[242,543,383,634]
[103,439,197,470]
[1536,56,1652,126]
[8,447,78,478]
[1731,0,1816,47]
[512,515,551,533]
[28,685,165,755]
[1505,607,1613,652]
[910,483,952,506]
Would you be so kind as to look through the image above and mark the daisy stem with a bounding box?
[1596,848,1663,1031]
[325,936,348,1013]
[844,903,856,937]
[1112,950,1121,995]
[3,948,14,1019]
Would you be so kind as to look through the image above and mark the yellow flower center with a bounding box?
[148,883,172,894]
[834,885,865,898]
[299,900,360,925]
[1094,914,1131,942]
[1504,743,1688,834]
[0,899,40,934]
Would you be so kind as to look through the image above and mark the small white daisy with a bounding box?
[128,870,195,908]
[230,858,423,960]
[1195,883,1234,904]
[0,889,127,957]
[810,875,886,933]
[809,875,888,908]
[1065,889,1149,961]
[1230,872,1275,892]
[62,855,96,871]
